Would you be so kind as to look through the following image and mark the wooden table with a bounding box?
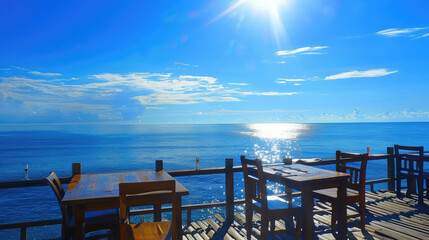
[263,164,350,240]
[62,170,189,240]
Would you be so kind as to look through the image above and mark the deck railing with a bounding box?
[0,147,396,240]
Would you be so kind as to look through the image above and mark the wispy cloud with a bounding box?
[174,62,198,67]
[29,71,63,76]
[376,27,428,39]
[228,82,248,86]
[412,32,429,40]
[239,91,298,96]
[276,78,305,84]
[276,46,328,56]
[325,69,398,80]
[0,68,12,71]
[1,69,301,122]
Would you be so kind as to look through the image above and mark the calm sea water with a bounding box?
[1,122,428,239]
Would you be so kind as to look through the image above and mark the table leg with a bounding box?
[154,204,161,222]
[176,197,183,240]
[301,189,314,240]
[75,206,84,240]
[337,180,347,239]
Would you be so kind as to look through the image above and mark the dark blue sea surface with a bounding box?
[1,122,428,239]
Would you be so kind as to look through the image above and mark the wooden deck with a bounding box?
[181,191,429,240]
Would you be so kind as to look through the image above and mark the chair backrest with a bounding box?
[44,171,65,204]
[119,180,177,240]
[394,145,424,175]
[241,156,268,210]
[335,151,368,192]
[43,172,71,229]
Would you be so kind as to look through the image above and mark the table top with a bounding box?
[62,170,189,206]
[264,164,350,187]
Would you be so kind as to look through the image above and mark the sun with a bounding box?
[248,0,285,11]
[206,0,290,49]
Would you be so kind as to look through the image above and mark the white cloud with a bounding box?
[276,78,305,84]
[228,82,248,86]
[376,27,426,37]
[178,75,217,84]
[373,109,429,120]
[1,70,299,123]
[325,69,398,80]
[412,32,429,40]
[29,71,62,76]
[1,90,8,100]
[0,68,11,71]
[239,91,298,96]
[276,46,328,56]
[174,62,198,67]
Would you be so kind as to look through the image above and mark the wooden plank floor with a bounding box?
[181,191,429,240]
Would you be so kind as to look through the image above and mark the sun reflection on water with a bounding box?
[244,123,308,140]
[242,123,309,164]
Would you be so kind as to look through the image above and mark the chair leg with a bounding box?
[406,177,412,198]
[294,215,302,240]
[418,177,424,204]
[359,200,366,230]
[245,207,253,240]
[270,219,275,234]
[426,179,429,199]
[260,214,269,240]
[330,203,338,233]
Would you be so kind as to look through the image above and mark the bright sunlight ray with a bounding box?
[205,0,290,48]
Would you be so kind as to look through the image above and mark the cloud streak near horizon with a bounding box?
[0,70,298,121]
[275,46,328,56]
[28,71,63,76]
[325,69,398,80]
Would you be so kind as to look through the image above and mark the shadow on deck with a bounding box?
[182,191,429,240]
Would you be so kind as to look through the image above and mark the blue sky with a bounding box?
[1,0,428,124]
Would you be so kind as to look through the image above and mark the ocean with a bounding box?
[0,122,428,239]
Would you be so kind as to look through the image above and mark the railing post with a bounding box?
[387,147,395,192]
[225,158,234,223]
[72,163,81,177]
[20,227,27,240]
[154,160,163,222]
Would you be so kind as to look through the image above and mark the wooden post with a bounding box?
[20,227,27,240]
[225,158,234,223]
[72,163,81,177]
[154,160,163,222]
[387,147,395,192]
[156,160,163,172]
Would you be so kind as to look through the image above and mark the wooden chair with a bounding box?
[44,172,118,240]
[241,156,302,240]
[394,145,429,204]
[119,180,177,240]
[313,151,368,231]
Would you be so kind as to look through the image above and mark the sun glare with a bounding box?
[207,0,290,49]
[243,123,308,140]
[248,0,285,11]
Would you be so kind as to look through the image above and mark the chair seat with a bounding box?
[69,209,119,228]
[253,195,300,210]
[125,221,171,240]
[313,188,359,199]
